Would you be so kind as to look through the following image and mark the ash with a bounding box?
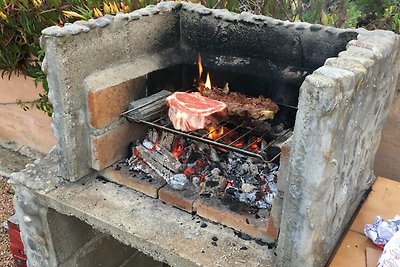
[128,129,278,210]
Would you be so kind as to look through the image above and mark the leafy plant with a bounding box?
[0,0,141,116]
[1,0,399,116]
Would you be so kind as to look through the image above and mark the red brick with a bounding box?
[159,185,198,212]
[101,165,166,198]
[194,197,274,241]
[90,122,146,170]
[86,78,146,128]
[266,216,279,241]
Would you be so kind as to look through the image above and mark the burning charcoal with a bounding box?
[199,192,211,198]
[225,186,237,196]
[192,176,200,187]
[249,164,259,175]
[241,163,250,173]
[238,191,257,204]
[241,183,257,193]
[268,163,279,171]
[243,175,258,185]
[142,139,154,150]
[186,150,198,165]
[210,168,221,178]
[205,180,219,187]
[166,174,188,190]
[210,148,220,162]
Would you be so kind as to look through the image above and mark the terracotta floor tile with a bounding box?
[329,230,377,267]
[351,177,400,234]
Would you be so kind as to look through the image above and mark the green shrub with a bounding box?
[0,0,399,116]
[0,0,152,115]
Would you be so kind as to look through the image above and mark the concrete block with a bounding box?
[125,12,180,58]
[277,32,400,267]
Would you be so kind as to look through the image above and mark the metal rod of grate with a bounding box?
[123,108,292,163]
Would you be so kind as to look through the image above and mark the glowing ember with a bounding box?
[249,137,263,152]
[133,147,140,158]
[232,138,244,148]
[172,138,184,158]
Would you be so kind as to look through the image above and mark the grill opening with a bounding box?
[123,105,293,163]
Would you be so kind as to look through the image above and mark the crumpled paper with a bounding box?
[377,230,400,267]
[364,215,400,248]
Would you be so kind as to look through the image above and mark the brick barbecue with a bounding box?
[9,2,400,267]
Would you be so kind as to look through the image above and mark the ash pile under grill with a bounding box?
[128,129,278,210]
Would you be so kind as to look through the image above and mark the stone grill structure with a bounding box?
[10,2,400,267]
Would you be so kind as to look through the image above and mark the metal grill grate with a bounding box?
[123,107,292,163]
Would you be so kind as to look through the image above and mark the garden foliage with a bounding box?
[0,0,399,115]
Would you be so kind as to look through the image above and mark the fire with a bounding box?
[205,72,211,89]
[172,138,185,158]
[198,54,203,78]
[249,137,263,152]
[232,138,244,148]
[197,54,212,92]
[207,125,224,140]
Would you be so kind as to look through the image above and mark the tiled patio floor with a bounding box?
[329,177,400,267]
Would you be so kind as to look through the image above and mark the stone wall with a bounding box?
[15,2,400,267]
[277,30,400,266]
[40,2,359,182]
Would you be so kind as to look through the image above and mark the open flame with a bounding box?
[198,54,203,78]
[205,72,211,89]
[207,125,224,140]
[197,54,211,92]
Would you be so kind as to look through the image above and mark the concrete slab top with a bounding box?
[38,175,275,267]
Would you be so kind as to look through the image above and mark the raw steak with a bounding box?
[166,92,228,131]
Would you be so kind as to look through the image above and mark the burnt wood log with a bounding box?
[136,145,173,180]
[154,145,182,172]
[127,90,171,121]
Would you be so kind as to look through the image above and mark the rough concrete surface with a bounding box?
[277,30,400,266]
[40,176,275,267]
[9,2,400,267]
[0,142,42,178]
